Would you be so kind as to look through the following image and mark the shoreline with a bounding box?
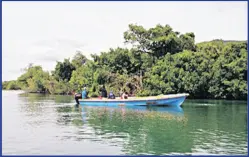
[2,90,247,101]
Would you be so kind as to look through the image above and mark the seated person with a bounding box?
[75,87,89,104]
[99,85,107,98]
[121,92,129,99]
[108,91,116,99]
[82,87,88,99]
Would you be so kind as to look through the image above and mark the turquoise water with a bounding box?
[2,90,248,155]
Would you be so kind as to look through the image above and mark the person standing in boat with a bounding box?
[74,92,81,104]
[99,85,108,98]
[108,91,116,99]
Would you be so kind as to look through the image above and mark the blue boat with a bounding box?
[79,93,189,107]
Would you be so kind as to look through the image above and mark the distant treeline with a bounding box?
[2,24,247,100]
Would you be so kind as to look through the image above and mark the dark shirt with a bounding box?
[99,87,107,98]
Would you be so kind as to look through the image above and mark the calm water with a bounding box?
[2,90,248,155]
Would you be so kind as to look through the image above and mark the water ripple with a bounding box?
[2,91,248,155]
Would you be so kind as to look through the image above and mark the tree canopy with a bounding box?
[3,24,247,100]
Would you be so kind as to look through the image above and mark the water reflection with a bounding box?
[56,103,247,155]
[5,91,247,155]
[55,104,192,155]
[19,92,73,104]
[88,106,191,155]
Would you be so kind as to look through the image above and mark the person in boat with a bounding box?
[74,87,88,104]
[74,91,82,105]
[82,87,88,99]
[121,91,129,99]
[108,91,115,99]
[74,93,81,104]
[99,85,107,98]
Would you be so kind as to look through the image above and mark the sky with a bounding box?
[2,1,248,81]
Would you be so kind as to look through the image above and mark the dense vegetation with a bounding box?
[2,24,247,100]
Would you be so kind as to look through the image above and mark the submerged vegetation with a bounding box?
[2,24,247,100]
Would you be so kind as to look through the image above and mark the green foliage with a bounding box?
[124,24,196,59]
[52,59,75,81]
[2,81,9,89]
[44,78,72,95]
[2,80,21,90]
[4,24,247,100]
[17,65,50,92]
[69,62,94,91]
[71,51,88,68]
[144,41,247,100]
